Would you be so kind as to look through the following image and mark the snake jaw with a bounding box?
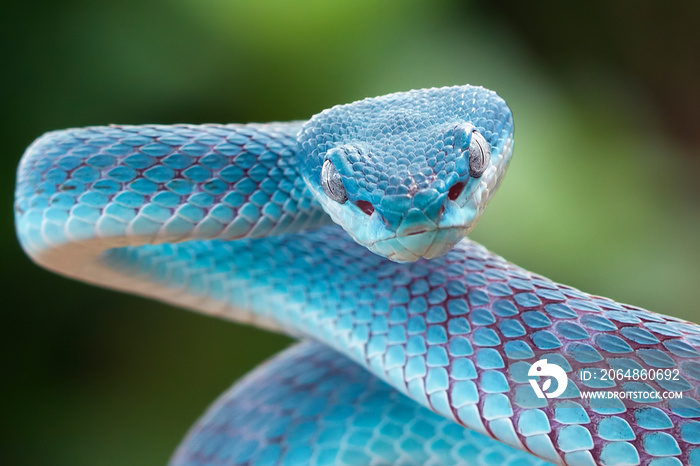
[368,226,470,262]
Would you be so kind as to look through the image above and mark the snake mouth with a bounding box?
[368,226,467,262]
[404,228,430,237]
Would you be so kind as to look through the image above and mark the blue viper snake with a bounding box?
[14,86,700,465]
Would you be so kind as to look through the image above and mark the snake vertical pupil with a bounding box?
[468,131,490,178]
[321,159,348,203]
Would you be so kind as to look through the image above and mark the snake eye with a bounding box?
[321,159,347,203]
[468,130,490,178]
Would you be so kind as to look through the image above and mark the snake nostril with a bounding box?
[447,182,466,201]
[356,200,375,216]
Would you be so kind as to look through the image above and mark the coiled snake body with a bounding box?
[14,86,700,465]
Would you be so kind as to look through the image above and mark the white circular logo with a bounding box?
[528,358,568,399]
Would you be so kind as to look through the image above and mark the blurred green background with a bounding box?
[2,1,699,464]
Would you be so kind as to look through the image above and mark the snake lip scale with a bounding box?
[14,85,700,466]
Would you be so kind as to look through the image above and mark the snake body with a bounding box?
[14,86,700,465]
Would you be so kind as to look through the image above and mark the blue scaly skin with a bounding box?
[14,86,700,465]
[172,341,550,466]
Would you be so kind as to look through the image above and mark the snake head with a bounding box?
[298,85,514,262]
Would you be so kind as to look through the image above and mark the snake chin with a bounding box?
[368,226,469,262]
